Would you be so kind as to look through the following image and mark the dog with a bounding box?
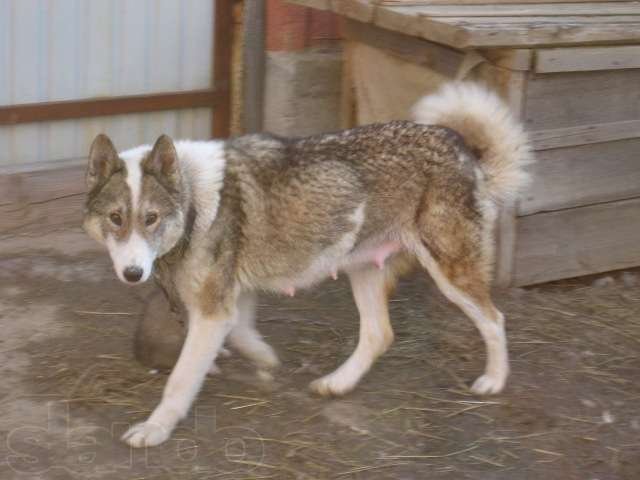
[83,82,532,447]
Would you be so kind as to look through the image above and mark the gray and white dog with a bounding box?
[83,82,532,447]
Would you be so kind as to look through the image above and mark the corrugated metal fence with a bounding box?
[0,0,230,167]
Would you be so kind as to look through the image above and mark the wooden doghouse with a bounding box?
[291,0,640,286]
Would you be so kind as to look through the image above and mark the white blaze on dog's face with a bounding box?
[83,134,186,285]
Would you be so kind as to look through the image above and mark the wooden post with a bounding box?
[483,67,528,287]
[212,0,234,138]
[340,41,356,129]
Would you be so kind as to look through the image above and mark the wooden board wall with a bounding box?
[525,69,640,130]
[292,1,640,48]
[520,138,640,215]
[0,162,86,236]
[514,197,640,285]
[290,2,640,285]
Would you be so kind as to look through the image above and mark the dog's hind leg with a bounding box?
[310,265,394,396]
[228,291,280,370]
[421,250,508,394]
[412,218,508,394]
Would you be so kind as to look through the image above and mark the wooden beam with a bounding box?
[535,45,640,73]
[243,0,266,133]
[340,41,357,129]
[377,0,634,5]
[331,0,376,23]
[377,2,640,16]
[525,69,640,131]
[0,90,221,126]
[514,197,640,286]
[479,67,527,287]
[481,49,532,71]
[520,138,640,215]
[0,161,86,236]
[212,0,234,138]
[530,119,640,150]
[375,8,640,48]
[343,18,466,77]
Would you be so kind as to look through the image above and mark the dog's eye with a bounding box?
[145,212,158,226]
[109,212,123,227]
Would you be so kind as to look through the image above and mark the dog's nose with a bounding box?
[123,266,143,283]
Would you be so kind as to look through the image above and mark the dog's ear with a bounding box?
[87,134,120,191]
[144,135,180,186]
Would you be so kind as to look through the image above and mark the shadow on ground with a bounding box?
[0,228,638,479]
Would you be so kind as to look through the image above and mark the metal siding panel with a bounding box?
[117,0,148,96]
[182,0,214,90]
[0,0,11,105]
[12,0,40,104]
[0,108,212,166]
[9,1,43,164]
[9,125,41,164]
[0,0,215,166]
[48,0,81,162]
[85,0,113,98]
[149,0,183,92]
[49,0,81,102]
[0,1,11,162]
[193,108,213,140]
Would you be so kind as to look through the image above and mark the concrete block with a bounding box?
[264,48,342,136]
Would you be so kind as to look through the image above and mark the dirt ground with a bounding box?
[1,227,639,480]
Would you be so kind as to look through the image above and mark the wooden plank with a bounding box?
[377,2,640,13]
[374,7,463,45]
[243,0,266,133]
[340,41,357,129]
[470,64,528,287]
[434,16,640,49]
[0,89,221,126]
[290,0,331,9]
[427,15,640,24]
[212,0,233,138]
[230,0,245,135]
[343,19,465,77]
[295,0,640,47]
[344,18,533,72]
[378,0,627,4]
[525,69,640,130]
[331,0,376,23]
[0,161,85,206]
[513,197,640,285]
[520,138,640,215]
[0,194,85,236]
[485,65,528,285]
[530,119,640,150]
[481,49,532,71]
[0,161,86,236]
[535,45,640,72]
[375,8,640,48]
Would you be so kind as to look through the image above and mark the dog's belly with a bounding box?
[266,239,403,296]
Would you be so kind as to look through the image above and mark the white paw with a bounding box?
[219,347,231,358]
[309,374,355,397]
[470,373,506,395]
[239,341,280,370]
[253,344,280,370]
[231,333,280,370]
[121,421,171,448]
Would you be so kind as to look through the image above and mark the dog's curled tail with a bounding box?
[412,82,533,203]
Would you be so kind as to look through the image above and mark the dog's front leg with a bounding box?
[122,303,235,447]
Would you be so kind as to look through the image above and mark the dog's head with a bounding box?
[83,134,187,284]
